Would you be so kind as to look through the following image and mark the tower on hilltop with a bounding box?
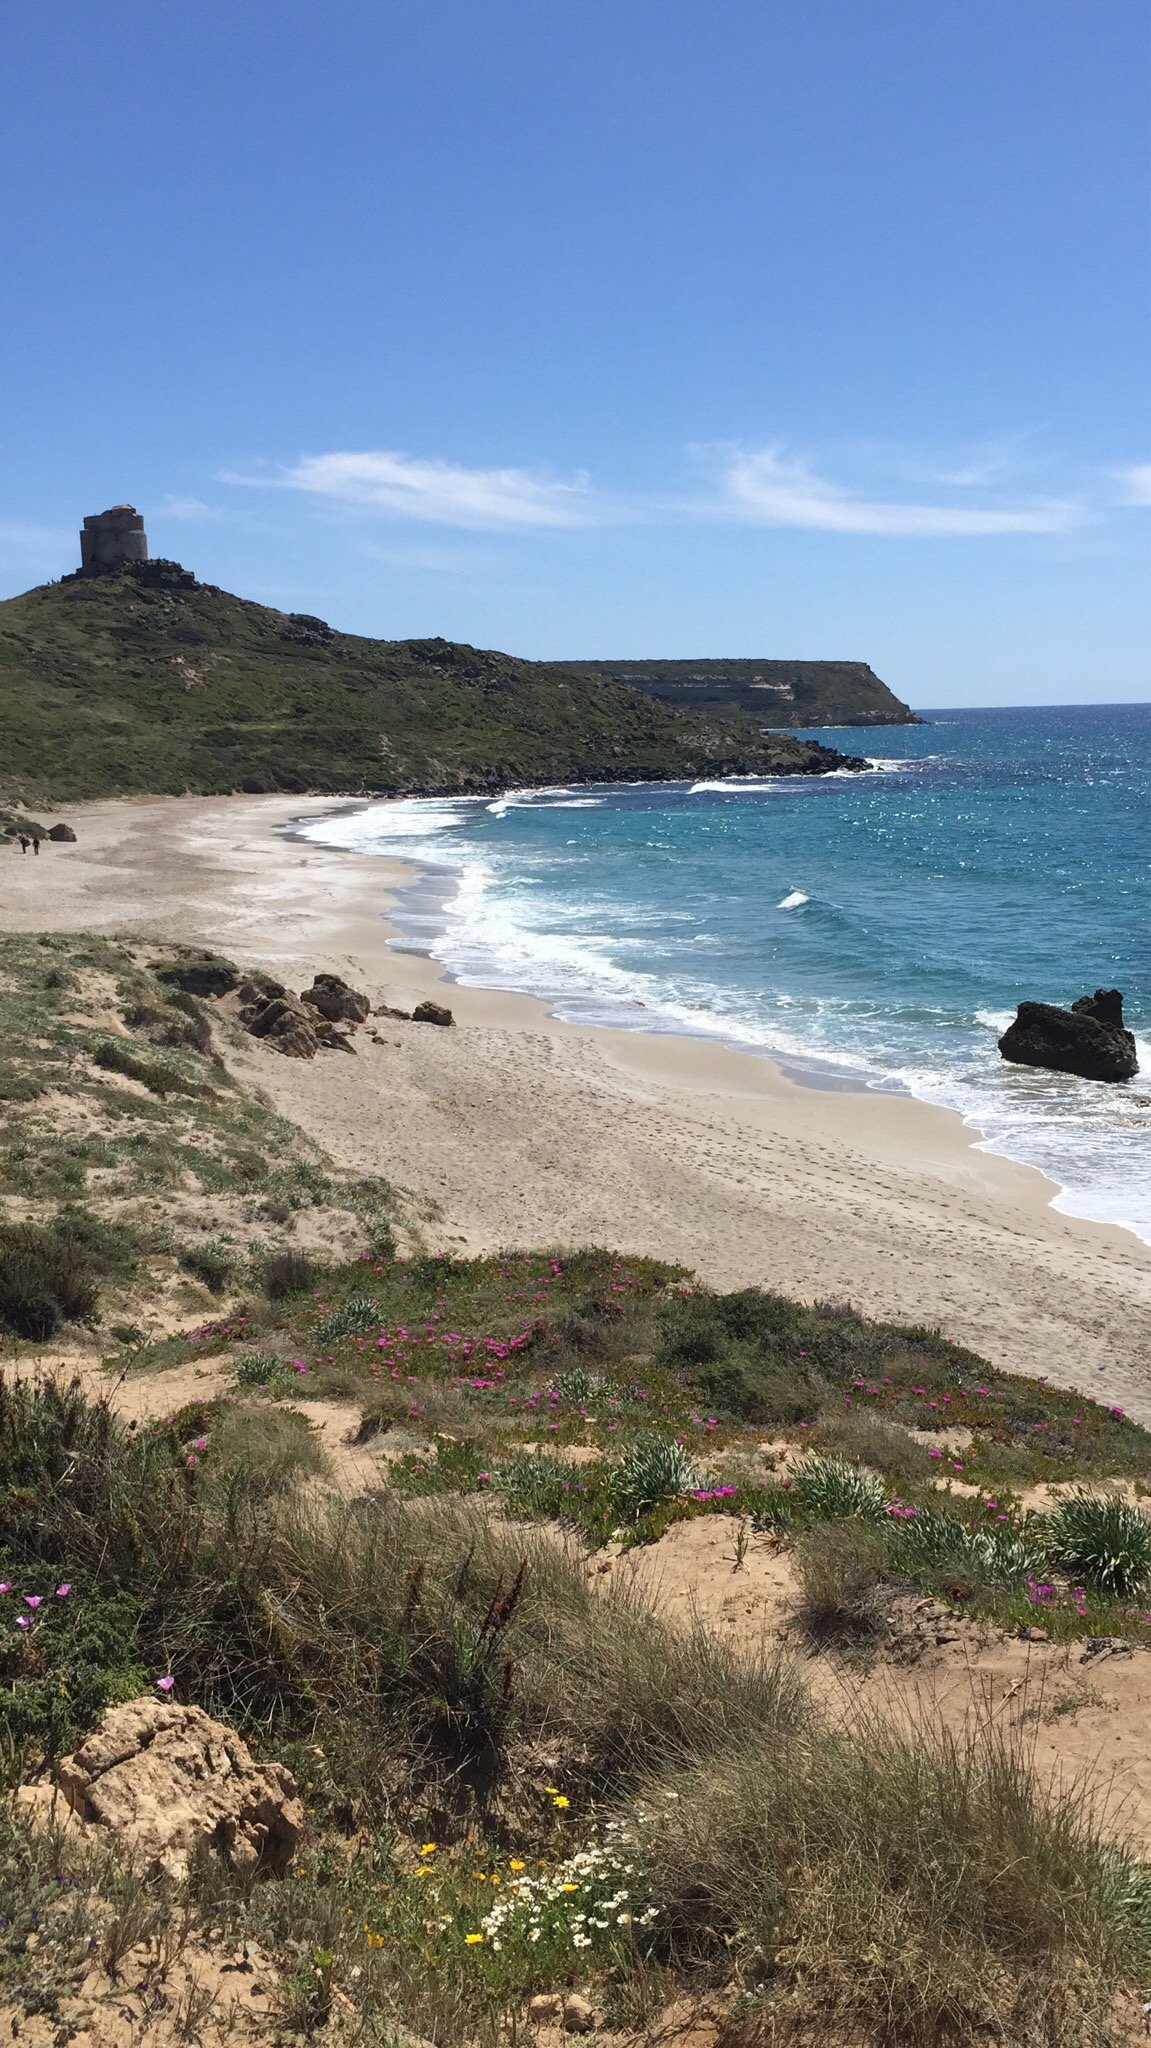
[79,504,149,575]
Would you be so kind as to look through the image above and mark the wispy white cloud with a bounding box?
[231,450,600,529]
[1113,463,1151,506]
[162,494,217,520]
[707,445,1080,537]
[223,440,1088,538]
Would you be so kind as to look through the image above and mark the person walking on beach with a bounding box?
[17,834,28,854]
[32,836,39,854]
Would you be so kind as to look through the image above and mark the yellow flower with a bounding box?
[561,1882,579,1893]
[509,1859,526,1872]
[363,1929,386,1949]
[415,1866,432,1879]
[552,1795,570,1809]
[544,1785,561,1796]
[474,1872,488,1881]
[419,1843,437,1856]
[465,1932,484,1945]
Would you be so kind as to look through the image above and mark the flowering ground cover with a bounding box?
[101,1240,1151,1641]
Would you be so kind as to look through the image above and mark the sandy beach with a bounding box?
[3,792,1150,1418]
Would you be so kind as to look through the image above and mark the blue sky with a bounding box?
[2,0,1147,705]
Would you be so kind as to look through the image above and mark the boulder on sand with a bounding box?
[241,990,320,1059]
[47,821,77,841]
[998,989,1137,1083]
[44,1696,301,1882]
[412,1000,454,1027]
[301,972,371,1024]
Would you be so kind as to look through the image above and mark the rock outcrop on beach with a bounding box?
[43,1697,301,1881]
[413,999,454,1026]
[301,971,371,1023]
[998,989,1138,1083]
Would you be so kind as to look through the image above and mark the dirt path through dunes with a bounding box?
[2,792,1149,1418]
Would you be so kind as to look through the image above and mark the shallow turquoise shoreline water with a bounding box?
[298,705,1151,1242]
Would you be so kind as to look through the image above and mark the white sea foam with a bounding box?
[291,780,1151,1245]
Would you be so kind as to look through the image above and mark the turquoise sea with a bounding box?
[298,705,1151,1242]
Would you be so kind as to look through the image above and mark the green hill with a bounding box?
[0,563,863,802]
[556,656,918,727]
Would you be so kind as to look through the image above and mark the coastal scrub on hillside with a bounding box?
[0,563,863,803]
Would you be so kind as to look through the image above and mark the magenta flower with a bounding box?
[0,1584,10,1597]
[156,1675,175,1693]
[55,1583,72,1598]
[16,1616,32,1630]
[24,1595,43,1611]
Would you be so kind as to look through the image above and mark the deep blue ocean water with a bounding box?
[298,704,1151,1241]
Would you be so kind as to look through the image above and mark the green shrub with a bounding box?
[233,1351,295,1392]
[259,1247,322,1300]
[0,1221,99,1338]
[789,1454,886,1522]
[794,1521,889,1641]
[895,1508,1047,1592]
[314,1293,381,1342]
[642,1720,1151,2043]
[178,1238,235,1295]
[815,1406,934,1484]
[92,1040,197,1097]
[609,1434,699,1521]
[1045,1492,1151,1599]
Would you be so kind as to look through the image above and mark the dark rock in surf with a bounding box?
[1071,987,1126,1030]
[998,992,1137,1084]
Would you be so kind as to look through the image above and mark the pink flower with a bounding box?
[24,1596,43,1611]
[15,1616,32,1630]
[55,1584,72,1598]
[476,1472,490,1484]
[0,1584,10,1596]
[156,1675,175,1693]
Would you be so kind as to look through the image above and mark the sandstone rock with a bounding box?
[50,1697,301,1881]
[47,822,77,842]
[242,993,319,1059]
[412,1000,454,1027]
[561,1994,597,2033]
[301,972,371,1024]
[237,972,288,1009]
[528,1994,562,2022]
[155,953,240,999]
[998,991,1137,1083]
[374,1002,412,1021]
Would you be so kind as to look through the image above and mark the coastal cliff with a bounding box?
[560,656,918,727]
[0,564,864,802]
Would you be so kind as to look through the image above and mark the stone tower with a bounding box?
[79,504,149,575]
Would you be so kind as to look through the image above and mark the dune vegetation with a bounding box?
[3,933,1151,2045]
